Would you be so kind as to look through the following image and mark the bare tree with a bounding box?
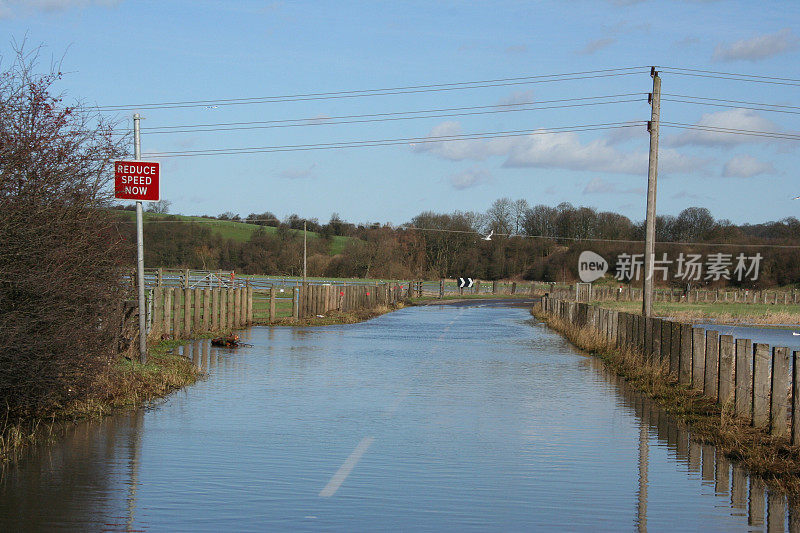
[146,199,171,214]
[486,197,514,236]
[0,44,130,417]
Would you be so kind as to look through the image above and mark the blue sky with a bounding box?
[2,0,799,226]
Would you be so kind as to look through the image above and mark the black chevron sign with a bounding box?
[458,277,474,288]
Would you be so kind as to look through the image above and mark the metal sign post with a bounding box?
[134,114,147,364]
[115,119,160,364]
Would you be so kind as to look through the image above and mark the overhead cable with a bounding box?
[142,121,646,157]
[90,67,649,111]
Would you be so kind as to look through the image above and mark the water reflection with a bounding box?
[1,307,799,531]
[584,355,791,531]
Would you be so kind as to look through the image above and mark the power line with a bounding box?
[657,67,800,87]
[134,94,646,135]
[142,121,646,157]
[662,98,800,116]
[91,67,649,111]
[662,93,800,110]
[660,122,800,141]
[658,66,800,84]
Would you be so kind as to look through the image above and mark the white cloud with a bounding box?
[504,131,645,173]
[713,28,799,62]
[411,121,509,161]
[606,125,647,145]
[448,168,492,190]
[413,121,707,176]
[667,108,782,147]
[721,154,775,178]
[577,37,616,55]
[279,163,316,180]
[496,90,535,107]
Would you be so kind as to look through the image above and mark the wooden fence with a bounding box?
[549,285,800,305]
[540,297,800,443]
[147,287,253,339]
[250,283,407,322]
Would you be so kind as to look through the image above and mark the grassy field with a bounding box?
[595,300,800,325]
[113,211,351,255]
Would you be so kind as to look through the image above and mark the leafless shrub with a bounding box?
[0,43,131,418]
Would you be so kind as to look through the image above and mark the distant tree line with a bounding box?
[112,198,800,288]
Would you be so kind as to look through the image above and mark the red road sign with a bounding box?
[114,160,160,201]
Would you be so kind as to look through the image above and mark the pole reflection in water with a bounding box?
[636,419,648,532]
[587,355,795,532]
[125,410,143,531]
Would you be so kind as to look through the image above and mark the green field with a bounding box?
[113,211,351,255]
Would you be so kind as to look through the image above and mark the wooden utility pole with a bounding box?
[642,67,661,318]
[303,221,307,282]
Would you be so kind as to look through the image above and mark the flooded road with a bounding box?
[0,303,792,531]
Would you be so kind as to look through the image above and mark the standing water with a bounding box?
[0,303,793,531]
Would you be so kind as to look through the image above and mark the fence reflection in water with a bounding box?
[584,355,794,531]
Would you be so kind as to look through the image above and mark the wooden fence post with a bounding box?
[182,287,191,336]
[734,339,753,421]
[651,318,661,363]
[173,288,182,338]
[660,320,671,366]
[270,287,277,322]
[719,335,735,406]
[152,287,163,338]
[219,288,227,331]
[691,327,706,390]
[771,347,790,438]
[670,322,681,378]
[194,287,202,331]
[162,287,172,337]
[247,286,253,325]
[752,343,771,428]
[233,288,241,327]
[679,324,692,385]
[292,287,299,318]
[212,288,220,332]
[704,330,719,401]
[227,288,234,330]
[203,289,211,331]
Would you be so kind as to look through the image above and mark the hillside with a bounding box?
[112,211,351,255]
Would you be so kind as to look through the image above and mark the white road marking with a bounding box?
[319,437,374,497]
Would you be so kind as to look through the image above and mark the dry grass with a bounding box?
[263,303,405,327]
[532,308,800,501]
[597,301,800,325]
[0,340,201,464]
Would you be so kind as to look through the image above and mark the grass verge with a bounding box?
[531,307,800,502]
[0,339,202,464]
[253,303,406,327]
[595,300,800,326]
